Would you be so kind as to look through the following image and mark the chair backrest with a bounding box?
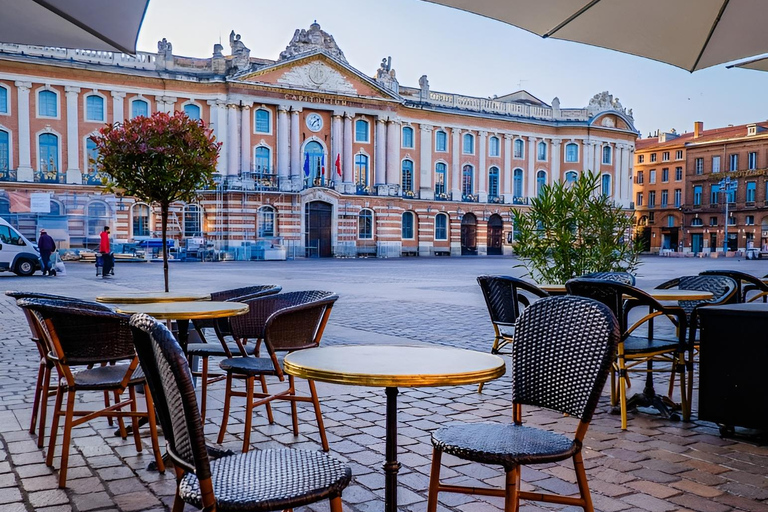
[580,271,636,286]
[263,293,339,352]
[699,270,767,303]
[209,284,282,302]
[659,275,737,316]
[129,313,210,478]
[16,298,133,365]
[230,290,337,341]
[476,275,549,327]
[511,295,619,422]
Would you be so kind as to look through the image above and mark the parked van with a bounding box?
[0,218,40,276]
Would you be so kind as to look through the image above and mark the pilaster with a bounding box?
[290,108,301,184]
[111,91,125,124]
[343,112,353,185]
[277,105,290,184]
[477,130,487,202]
[450,128,461,198]
[502,134,512,199]
[526,137,536,198]
[15,81,33,181]
[386,118,400,194]
[240,104,251,173]
[551,138,562,184]
[65,86,81,184]
[375,118,387,186]
[227,104,239,176]
[419,124,434,200]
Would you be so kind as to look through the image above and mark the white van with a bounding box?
[0,218,40,276]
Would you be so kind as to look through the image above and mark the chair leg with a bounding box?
[114,390,127,439]
[618,359,628,431]
[329,495,343,512]
[504,466,521,512]
[217,373,233,445]
[200,356,209,424]
[259,375,274,424]
[609,366,618,407]
[288,375,299,437]
[46,386,64,467]
[30,361,45,434]
[427,447,442,512]
[308,379,329,452]
[172,467,186,512]
[103,390,114,426]
[573,451,595,512]
[37,365,53,449]
[58,390,76,488]
[143,385,165,474]
[242,376,255,453]
[128,386,142,452]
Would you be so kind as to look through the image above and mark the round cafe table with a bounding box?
[284,345,505,512]
[96,291,211,304]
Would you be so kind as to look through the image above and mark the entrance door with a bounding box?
[305,201,333,257]
[461,213,477,255]
[486,214,503,255]
[710,233,718,252]
[691,234,703,253]
[727,233,738,252]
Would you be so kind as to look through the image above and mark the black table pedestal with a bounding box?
[384,387,401,512]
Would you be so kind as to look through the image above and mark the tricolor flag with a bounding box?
[303,154,310,176]
[335,153,342,176]
[321,154,325,176]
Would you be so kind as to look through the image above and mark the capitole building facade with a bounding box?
[0,22,638,258]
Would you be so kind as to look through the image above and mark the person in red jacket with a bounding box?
[99,226,114,277]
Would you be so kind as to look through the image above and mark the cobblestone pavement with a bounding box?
[0,256,766,512]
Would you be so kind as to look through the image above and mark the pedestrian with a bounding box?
[99,225,114,277]
[37,228,56,276]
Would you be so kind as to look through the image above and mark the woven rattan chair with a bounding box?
[16,298,165,487]
[129,313,351,512]
[699,269,768,303]
[566,278,690,428]
[217,291,338,453]
[427,295,618,512]
[581,271,636,285]
[6,291,114,449]
[187,285,282,422]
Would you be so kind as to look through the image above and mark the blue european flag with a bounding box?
[303,154,310,176]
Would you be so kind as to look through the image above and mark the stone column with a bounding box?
[15,81,33,181]
[583,140,592,173]
[451,128,461,198]
[277,105,290,184]
[502,134,512,198]
[64,86,81,184]
[331,112,343,184]
[594,141,602,173]
[227,104,239,176]
[290,108,301,183]
[614,144,623,203]
[551,139,562,183]
[240,104,251,173]
[419,124,433,199]
[207,100,227,175]
[343,112,353,185]
[111,91,125,123]
[477,130,487,201]
[526,137,536,198]
[375,118,387,186]
[623,146,633,207]
[386,118,400,191]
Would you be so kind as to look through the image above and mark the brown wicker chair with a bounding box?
[699,269,768,303]
[129,313,350,512]
[581,271,636,285]
[427,295,619,512]
[5,291,114,449]
[216,291,338,453]
[187,285,282,423]
[16,298,165,487]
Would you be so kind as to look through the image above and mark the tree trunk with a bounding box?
[161,204,169,292]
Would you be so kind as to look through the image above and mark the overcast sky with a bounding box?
[136,0,768,138]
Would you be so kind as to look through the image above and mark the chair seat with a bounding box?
[67,364,144,391]
[623,335,680,355]
[219,356,277,375]
[432,422,577,468]
[187,342,257,357]
[179,448,351,512]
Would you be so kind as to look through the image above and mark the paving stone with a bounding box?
[27,489,69,508]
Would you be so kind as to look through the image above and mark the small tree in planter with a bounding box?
[511,171,642,284]
[91,111,220,292]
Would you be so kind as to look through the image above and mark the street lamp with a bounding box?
[718,176,737,253]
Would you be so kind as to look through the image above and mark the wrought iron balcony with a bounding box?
[402,189,417,199]
[356,183,373,195]
[487,194,505,204]
[511,196,528,205]
[461,193,478,203]
[82,171,104,186]
[0,168,17,182]
[434,191,451,201]
[36,170,64,184]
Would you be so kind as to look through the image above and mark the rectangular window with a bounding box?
[565,143,578,162]
[0,87,6,114]
[747,181,756,202]
[649,170,656,184]
[661,168,669,182]
[435,131,447,152]
[636,171,644,184]
[402,127,414,148]
[695,158,704,175]
[513,139,524,159]
[712,155,720,173]
[674,189,681,207]
[729,154,738,171]
[661,190,668,207]
[489,137,500,157]
[728,216,736,226]
[358,211,373,239]
[636,192,643,206]
[86,95,104,122]
[693,185,702,206]
[749,152,757,170]
[650,153,657,162]
[710,217,718,226]
[463,134,474,154]
[435,214,447,240]
[638,154,645,163]
[746,215,755,225]
[648,191,656,207]
[662,151,670,161]
[355,120,369,143]
[676,150,683,160]
[536,141,546,161]
[710,185,720,204]
[255,109,270,133]
[675,167,683,181]
[727,184,736,203]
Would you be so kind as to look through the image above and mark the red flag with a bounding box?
[335,153,342,176]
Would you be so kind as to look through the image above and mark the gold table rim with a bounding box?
[113,301,248,320]
[96,292,211,304]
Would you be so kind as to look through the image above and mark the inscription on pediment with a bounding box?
[277,61,357,95]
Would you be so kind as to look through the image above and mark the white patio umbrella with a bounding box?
[0,0,150,54]
[423,0,768,72]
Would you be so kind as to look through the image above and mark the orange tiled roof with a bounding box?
[636,122,768,151]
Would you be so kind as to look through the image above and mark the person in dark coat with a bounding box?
[37,229,56,276]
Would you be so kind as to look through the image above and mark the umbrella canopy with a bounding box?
[423,0,768,72]
[0,0,150,54]
[729,55,768,71]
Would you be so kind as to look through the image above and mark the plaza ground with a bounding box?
[0,255,766,511]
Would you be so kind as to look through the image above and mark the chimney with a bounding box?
[693,121,704,138]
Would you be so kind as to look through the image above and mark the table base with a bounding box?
[384,387,400,512]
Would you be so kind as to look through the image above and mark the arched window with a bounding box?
[131,98,148,118]
[489,136,500,157]
[0,130,9,180]
[601,174,612,196]
[183,103,201,121]
[359,209,373,239]
[38,90,57,117]
[691,217,703,227]
[488,166,500,198]
[667,215,675,228]
[85,95,104,122]
[87,201,109,236]
[435,130,447,152]
[565,170,578,185]
[513,139,524,159]
[84,138,101,185]
[435,162,447,196]
[602,145,612,164]
[354,153,369,187]
[565,143,579,163]
[48,200,62,216]
[513,168,524,198]
[39,133,59,182]
[536,170,547,196]
[258,205,276,238]
[402,159,414,194]
[255,109,270,133]
[303,140,325,186]
[435,213,448,240]
[463,133,474,154]
[184,204,202,237]
[537,141,547,161]
[402,211,414,239]
[355,119,369,142]
[462,165,474,196]
[0,85,7,114]
[133,204,150,237]
[402,126,414,148]
[254,146,270,174]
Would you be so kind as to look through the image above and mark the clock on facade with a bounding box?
[306,112,323,132]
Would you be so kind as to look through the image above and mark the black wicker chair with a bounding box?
[16,298,164,488]
[699,269,768,303]
[581,271,636,285]
[6,291,114,449]
[129,313,351,512]
[187,285,282,422]
[566,278,690,428]
[427,295,618,512]
[217,291,338,453]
